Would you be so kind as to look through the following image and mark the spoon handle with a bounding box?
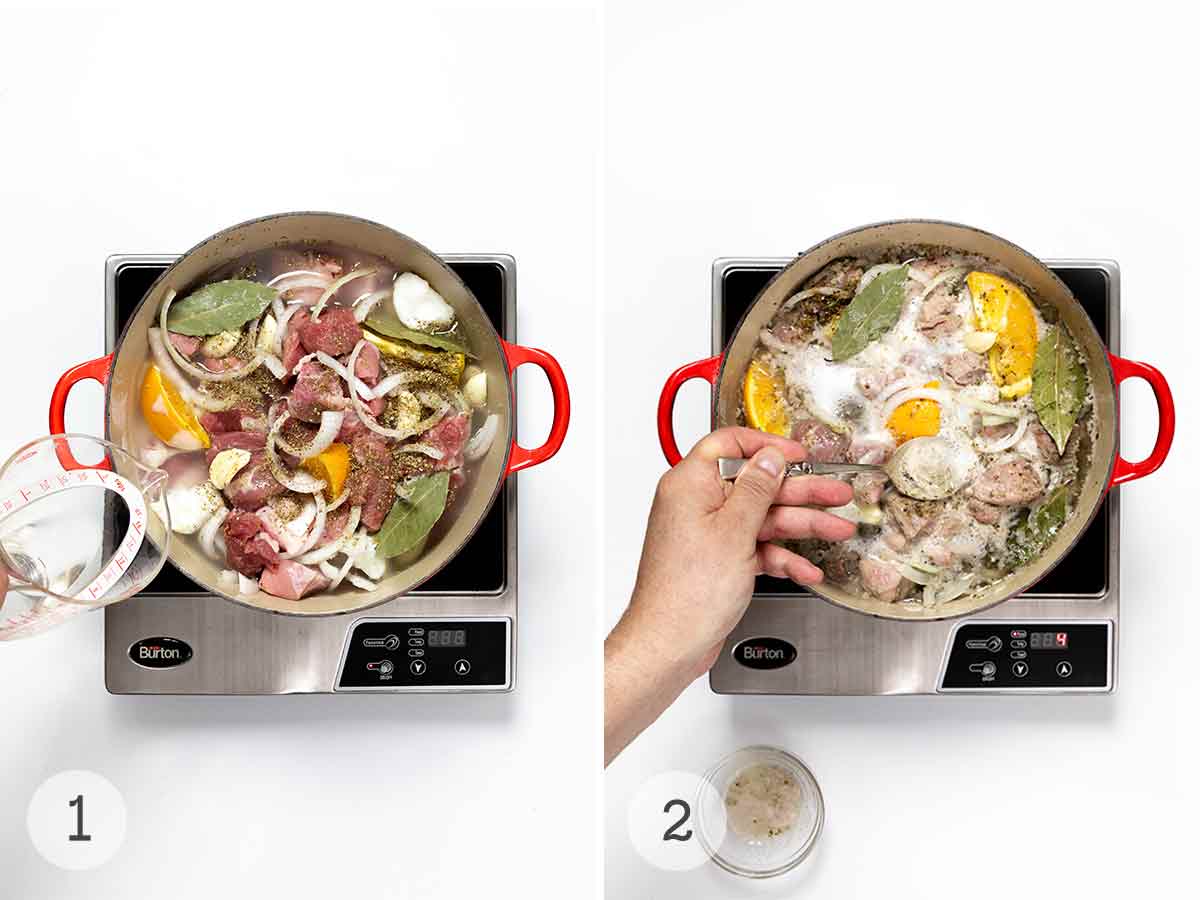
[716,458,883,480]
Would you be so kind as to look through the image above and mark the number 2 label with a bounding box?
[662,799,692,842]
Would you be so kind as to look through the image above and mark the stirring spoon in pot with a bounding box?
[717,436,964,501]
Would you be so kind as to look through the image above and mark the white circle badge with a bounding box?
[627,770,727,872]
[27,770,127,870]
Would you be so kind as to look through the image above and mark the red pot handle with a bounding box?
[657,355,722,466]
[1108,352,1174,488]
[501,340,570,476]
[48,354,114,471]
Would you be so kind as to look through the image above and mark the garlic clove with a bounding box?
[462,365,487,408]
[208,448,251,490]
[963,330,997,354]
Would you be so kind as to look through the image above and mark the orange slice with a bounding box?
[302,442,350,502]
[140,364,209,450]
[743,358,790,436]
[966,272,1038,397]
[887,381,941,445]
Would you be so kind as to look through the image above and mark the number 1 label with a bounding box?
[68,794,92,842]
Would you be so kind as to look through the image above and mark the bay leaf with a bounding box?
[364,310,473,356]
[1007,483,1070,566]
[374,471,450,559]
[1032,324,1086,454]
[166,279,278,336]
[830,265,909,361]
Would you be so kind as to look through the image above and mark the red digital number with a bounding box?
[1056,632,1068,647]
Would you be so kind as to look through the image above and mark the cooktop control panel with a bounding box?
[336,617,511,691]
[939,621,1112,692]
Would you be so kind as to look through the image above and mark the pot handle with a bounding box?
[1107,353,1174,487]
[48,354,115,471]
[657,355,722,465]
[501,340,570,476]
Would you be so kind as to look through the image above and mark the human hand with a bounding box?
[604,427,856,764]
[624,426,856,679]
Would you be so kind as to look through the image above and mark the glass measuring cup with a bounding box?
[0,435,171,640]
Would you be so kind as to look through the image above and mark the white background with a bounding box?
[0,3,600,899]
[604,1,1195,898]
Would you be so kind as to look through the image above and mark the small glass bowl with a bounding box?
[696,745,825,879]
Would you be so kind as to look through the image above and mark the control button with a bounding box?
[1012,661,1029,678]
[408,637,424,647]
[965,636,1002,653]
[408,627,425,636]
[410,659,427,676]
[1056,661,1073,678]
[968,661,997,680]
[453,659,471,676]
[1010,639,1027,649]
[363,634,400,651]
[408,648,425,658]
[1010,650,1027,660]
[1011,630,1027,639]
[365,660,395,676]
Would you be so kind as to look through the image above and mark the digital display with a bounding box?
[1030,631,1068,650]
[428,629,467,648]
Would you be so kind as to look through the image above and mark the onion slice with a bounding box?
[857,263,905,294]
[315,352,373,400]
[881,388,954,424]
[345,341,432,440]
[780,285,847,313]
[897,562,934,586]
[266,415,327,494]
[917,266,968,302]
[148,328,237,412]
[345,573,378,590]
[298,410,344,460]
[464,414,499,462]
[402,442,445,460]
[199,507,229,561]
[975,413,1028,454]
[274,303,304,356]
[312,268,377,321]
[295,506,361,565]
[280,493,327,560]
[319,555,356,590]
[353,288,391,323]
[268,269,329,287]
[262,354,287,380]
[956,394,1022,419]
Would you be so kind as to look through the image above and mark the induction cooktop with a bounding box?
[103,254,517,694]
[709,258,1119,695]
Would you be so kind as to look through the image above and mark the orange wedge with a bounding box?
[140,364,209,450]
[966,272,1038,397]
[743,358,790,436]
[303,442,350,502]
[887,381,941,445]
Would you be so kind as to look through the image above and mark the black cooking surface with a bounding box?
[114,260,508,595]
[720,264,1110,597]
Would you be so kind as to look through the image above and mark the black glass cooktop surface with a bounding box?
[113,260,508,595]
[720,263,1110,597]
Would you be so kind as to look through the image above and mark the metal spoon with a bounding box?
[717,436,963,501]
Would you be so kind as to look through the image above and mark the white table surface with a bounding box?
[0,4,600,899]
[603,1,1195,897]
